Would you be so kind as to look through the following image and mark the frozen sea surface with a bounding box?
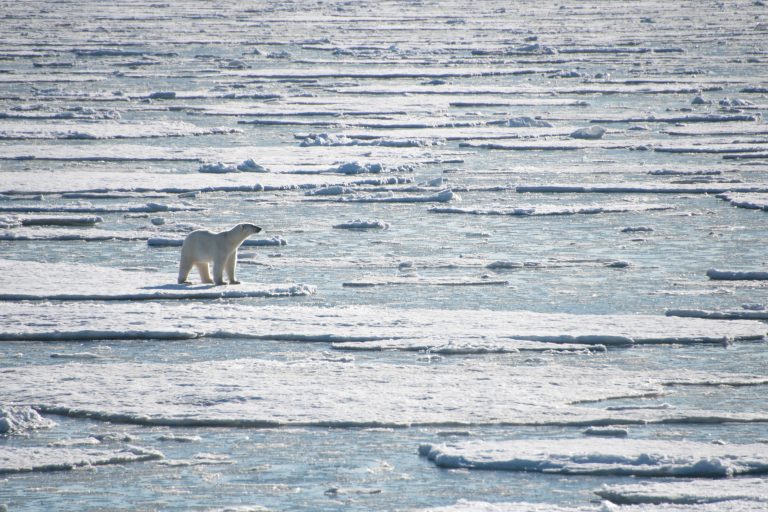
[1,0,767,510]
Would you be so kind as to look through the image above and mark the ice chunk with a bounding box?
[332,161,384,174]
[488,116,553,128]
[333,220,390,229]
[236,159,268,172]
[0,406,55,434]
[0,446,162,474]
[418,438,768,477]
[570,126,607,139]
[584,426,629,437]
[198,162,238,173]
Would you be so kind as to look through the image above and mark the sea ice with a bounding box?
[0,259,313,301]
[706,269,768,281]
[3,355,766,428]
[333,220,390,229]
[0,406,56,434]
[570,126,607,139]
[410,499,768,511]
[418,438,768,477]
[2,299,764,347]
[0,446,162,474]
[596,477,768,505]
[338,189,456,203]
[429,204,672,217]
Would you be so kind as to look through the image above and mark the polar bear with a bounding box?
[178,223,262,285]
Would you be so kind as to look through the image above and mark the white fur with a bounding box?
[178,223,262,285]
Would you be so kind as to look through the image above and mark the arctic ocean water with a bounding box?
[1,1,768,511]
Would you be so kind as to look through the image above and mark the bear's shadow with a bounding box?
[141,283,221,290]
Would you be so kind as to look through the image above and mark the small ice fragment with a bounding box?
[236,159,267,172]
[692,95,711,105]
[621,226,653,233]
[198,162,238,173]
[333,220,390,230]
[334,162,383,174]
[584,426,629,437]
[148,91,176,100]
[151,217,165,226]
[570,126,606,139]
[503,116,553,128]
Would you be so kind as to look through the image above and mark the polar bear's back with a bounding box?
[181,229,221,262]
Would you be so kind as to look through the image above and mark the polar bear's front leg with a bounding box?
[226,251,240,284]
[196,262,214,284]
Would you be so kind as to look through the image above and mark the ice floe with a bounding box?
[4,356,767,428]
[717,193,768,211]
[596,478,768,505]
[0,446,162,474]
[411,499,768,511]
[666,309,768,320]
[0,202,203,214]
[1,300,764,348]
[515,184,768,194]
[0,120,239,140]
[0,259,314,301]
[706,269,768,281]
[418,438,768,477]
[429,204,672,217]
[0,215,102,228]
[336,189,456,203]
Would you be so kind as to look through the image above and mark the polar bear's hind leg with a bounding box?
[196,262,213,284]
[178,253,194,284]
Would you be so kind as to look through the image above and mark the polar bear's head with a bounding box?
[239,223,263,234]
